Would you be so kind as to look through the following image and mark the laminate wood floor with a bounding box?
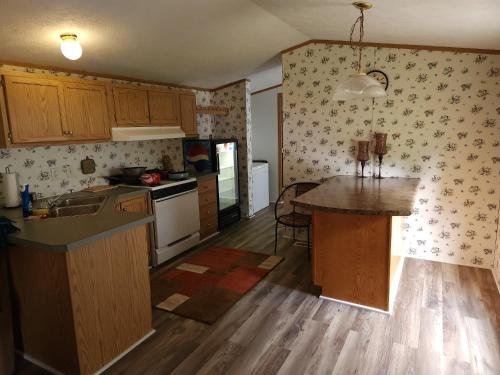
[15,208,500,375]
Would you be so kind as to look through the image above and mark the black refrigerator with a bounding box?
[183,138,241,228]
[213,139,241,228]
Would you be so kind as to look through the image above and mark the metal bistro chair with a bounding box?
[274,182,320,259]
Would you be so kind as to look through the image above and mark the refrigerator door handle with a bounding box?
[216,153,220,173]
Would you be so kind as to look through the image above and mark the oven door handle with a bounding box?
[153,188,198,203]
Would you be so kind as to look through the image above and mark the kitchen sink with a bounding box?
[49,204,101,218]
[56,196,107,207]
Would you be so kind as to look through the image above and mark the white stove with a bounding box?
[125,177,200,266]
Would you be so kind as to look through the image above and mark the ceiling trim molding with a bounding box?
[251,83,282,96]
[212,78,250,92]
[0,59,212,92]
[281,39,500,55]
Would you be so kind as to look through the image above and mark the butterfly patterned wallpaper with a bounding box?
[282,43,500,278]
[211,81,254,217]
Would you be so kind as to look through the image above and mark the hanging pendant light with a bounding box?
[333,2,386,101]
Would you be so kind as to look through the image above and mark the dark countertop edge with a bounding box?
[293,201,413,217]
[9,214,154,252]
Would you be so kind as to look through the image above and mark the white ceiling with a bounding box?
[253,0,500,50]
[0,0,498,89]
[0,0,306,88]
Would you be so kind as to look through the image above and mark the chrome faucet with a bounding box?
[47,190,72,208]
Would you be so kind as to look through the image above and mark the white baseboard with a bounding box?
[21,354,64,375]
[22,329,156,375]
[320,295,391,315]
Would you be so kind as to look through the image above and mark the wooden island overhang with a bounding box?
[292,175,420,313]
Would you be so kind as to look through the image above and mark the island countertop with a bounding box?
[292,175,420,216]
[1,186,154,252]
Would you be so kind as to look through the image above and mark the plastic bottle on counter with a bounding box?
[20,184,32,218]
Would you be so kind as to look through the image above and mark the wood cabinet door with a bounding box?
[113,87,150,126]
[62,82,111,140]
[148,90,178,126]
[3,75,67,143]
[0,253,14,375]
[118,195,149,213]
[179,93,197,135]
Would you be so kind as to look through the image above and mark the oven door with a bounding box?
[152,189,200,249]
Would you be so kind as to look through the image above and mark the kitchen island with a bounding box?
[4,187,155,375]
[292,175,419,313]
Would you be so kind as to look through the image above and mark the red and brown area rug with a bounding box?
[151,246,283,324]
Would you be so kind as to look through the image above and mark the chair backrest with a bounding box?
[275,182,320,219]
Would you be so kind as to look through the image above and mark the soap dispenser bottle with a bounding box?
[20,184,32,217]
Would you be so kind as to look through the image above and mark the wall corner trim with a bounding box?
[280,39,500,55]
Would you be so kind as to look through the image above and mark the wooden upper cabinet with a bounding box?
[179,93,197,135]
[3,75,67,143]
[113,86,150,126]
[62,82,111,140]
[148,90,178,126]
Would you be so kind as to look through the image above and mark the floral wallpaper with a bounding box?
[196,90,216,138]
[0,140,183,198]
[282,43,500,271]
[211,81,254,217]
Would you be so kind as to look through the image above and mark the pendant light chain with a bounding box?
[349,7,365,73]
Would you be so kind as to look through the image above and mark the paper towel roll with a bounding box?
[2,172,20,208]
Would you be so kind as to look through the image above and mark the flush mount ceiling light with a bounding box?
[333,2,386,101]
[60,33,82,60]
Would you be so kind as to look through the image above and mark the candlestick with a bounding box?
[374,132,387,155]
[356,140,370,178]
[377,154,384,179]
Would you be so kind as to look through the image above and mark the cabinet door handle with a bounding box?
[63,130,73,135]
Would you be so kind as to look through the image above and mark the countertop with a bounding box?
[1,187,154,252]
[292,175,420,216]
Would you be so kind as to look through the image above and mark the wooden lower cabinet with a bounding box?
[198,177,218,239]
[0,252,14,375]
[115,193,152,264]
[8,225,153,375]
[116,193,149,213]
[312,211,404,312]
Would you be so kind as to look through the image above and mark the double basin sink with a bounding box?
[49,195,107,218]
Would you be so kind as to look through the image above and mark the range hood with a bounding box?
[111,126,185,141]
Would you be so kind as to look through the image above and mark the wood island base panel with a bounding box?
[312,211,405,312]
[292,176,419,313]
[8,225,153,375]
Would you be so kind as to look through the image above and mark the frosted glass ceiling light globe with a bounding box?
[60,34,82,60]
[333,2,386,101]
[333,73,386,101]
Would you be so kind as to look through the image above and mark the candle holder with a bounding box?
[374,132,387,179]
[356,140,370,178]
